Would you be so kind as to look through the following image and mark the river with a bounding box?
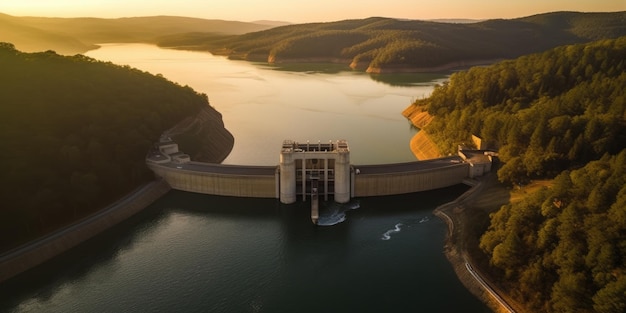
[0,44,491,312]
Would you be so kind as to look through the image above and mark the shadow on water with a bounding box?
[255,61,451,87]
[163,190,281,219]
[0,193,170,310]
[355,184,470,216]
[0,190,303,311]
[368,72,449,87]
[255,62,353,74]
[0,184,476,312]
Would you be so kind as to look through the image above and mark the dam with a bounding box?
[146,136,493,223]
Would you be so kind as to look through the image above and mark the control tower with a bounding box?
[279,140,351,204]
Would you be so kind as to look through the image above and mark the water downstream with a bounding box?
[0,44,491,312]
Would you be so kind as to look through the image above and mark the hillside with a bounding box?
[0,13,278,54]
[411,36,626,183]
[161,11,626,72]
[405,37,626,312]
[0,43,233,253]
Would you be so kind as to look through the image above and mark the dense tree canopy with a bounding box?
[0,43,212,252]
[415,36,626,184]
[480,153,626,312]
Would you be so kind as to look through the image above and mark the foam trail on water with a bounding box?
[381,223,403,240]
[317,200,360,226]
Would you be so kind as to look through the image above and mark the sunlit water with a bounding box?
[85,43,445,165]
[0,44,491,312]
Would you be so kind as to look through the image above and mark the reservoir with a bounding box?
[0,44,491,312]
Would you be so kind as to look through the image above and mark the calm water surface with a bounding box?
[0,44,491,312]
[86,44,445,165]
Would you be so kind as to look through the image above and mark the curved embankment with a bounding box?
[401,104,442,160]
[433,175,520,313]
[0,105,234,283]
[167,106,234,163]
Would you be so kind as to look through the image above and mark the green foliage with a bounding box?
[172,12,626,71]
[420,34,626,312]
[418,36,626,184]
[0,43,209,251]
[480,152,626,312]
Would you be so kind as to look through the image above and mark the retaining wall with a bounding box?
[0,180,171,283]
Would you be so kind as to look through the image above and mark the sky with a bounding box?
[1,0,624,23]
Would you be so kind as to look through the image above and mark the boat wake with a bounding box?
[381,215,431,240]
[317,200,360,226]
[381,223,403,240]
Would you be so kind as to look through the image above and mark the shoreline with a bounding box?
[401,104,443,160]
[433,174,524,313]
[175,46,498,74]
[365,59,501,73]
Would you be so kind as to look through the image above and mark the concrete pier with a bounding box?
[311,179,319,225]
[279,144,297,204]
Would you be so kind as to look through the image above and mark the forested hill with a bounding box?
[0,43,230,252]
[0,13,279,55]
[158,11,626,72]
[415,36,626,184]
[408,37,626,312]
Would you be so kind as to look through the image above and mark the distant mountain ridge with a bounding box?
[0,13,277,54]
[2,11,625,70]
[160,11,626,73]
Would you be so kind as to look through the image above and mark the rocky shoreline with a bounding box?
[167,105,234,163]
[402,104,443,160]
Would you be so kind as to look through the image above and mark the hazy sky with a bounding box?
[1,0,624,22]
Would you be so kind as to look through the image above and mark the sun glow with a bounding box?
[1,0,623,22]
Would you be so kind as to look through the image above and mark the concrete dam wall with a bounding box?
[352,157,469,197]
[147,138,489,202]
[147,162,277,198]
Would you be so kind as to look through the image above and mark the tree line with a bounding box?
[0,43,212,252]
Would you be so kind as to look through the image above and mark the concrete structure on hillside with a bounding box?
[458,148,495,178]
[148,135,192,165]
[146,137,494,224]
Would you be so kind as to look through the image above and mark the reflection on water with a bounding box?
[85,44,448,165]
[369,72,449,87]
[259,62,353,74]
